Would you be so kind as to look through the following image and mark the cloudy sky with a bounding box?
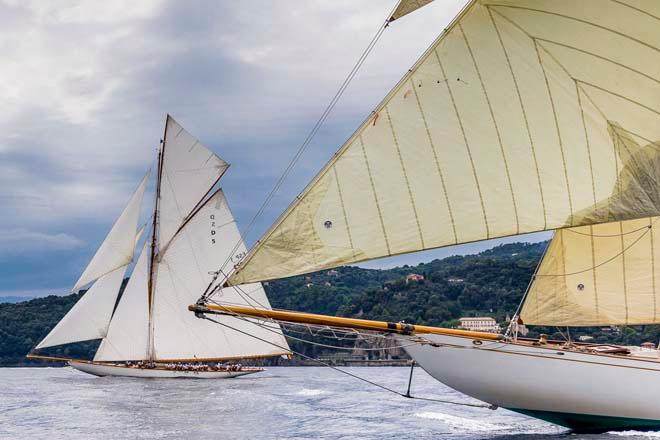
[0,0,548,298]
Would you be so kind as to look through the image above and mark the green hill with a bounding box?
[4,240,657,367]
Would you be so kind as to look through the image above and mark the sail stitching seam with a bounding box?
[359,135,391,254]
[332,166,356,254]
[589,225,600,322]
[408,77,458,244]
[488,4,660,55]
[459,23,520,235]
[575,84,598,211]
[488,8,547,230]
[534,41,574,225]
[611,0,660,22]
[619,222,629,324]
[384,105,426,248]
[434,49,490,238]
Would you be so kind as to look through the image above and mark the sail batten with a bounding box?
[228,0,660,286]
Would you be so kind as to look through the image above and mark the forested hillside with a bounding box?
[5,241,659,367]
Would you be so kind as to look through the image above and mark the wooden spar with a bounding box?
[189,303,504,340]
[26,354,76,362]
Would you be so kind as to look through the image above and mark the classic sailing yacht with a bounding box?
[192,0,660,431]
[29,115,289,378]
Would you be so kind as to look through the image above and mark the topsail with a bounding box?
[228,0,660,286]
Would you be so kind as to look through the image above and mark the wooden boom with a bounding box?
[189,303,504,341]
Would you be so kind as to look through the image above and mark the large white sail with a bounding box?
[73,172,149,291]
[158,115,229,253]
[152,190,289,361]
[228,0,660,286]
[94,242,150,362]
[36,265,128,350]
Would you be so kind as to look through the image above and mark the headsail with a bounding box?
[36,265,128,350]
[158,115,229,253]
[94,241,150,361]
[152,190,289,360]
[390,0,435,22]
[521,216,660,327]
[228,0,660,286]
[73,172,149,291]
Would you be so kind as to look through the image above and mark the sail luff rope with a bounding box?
[203,2,399,301]
[199,313,491,409]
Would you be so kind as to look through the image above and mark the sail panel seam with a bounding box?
[460,22,520,235]
[384,105,425,248]
[435,48,490,239]
[360,135,391,255]
[408,77,458,244]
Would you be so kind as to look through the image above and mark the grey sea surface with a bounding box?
[0,366,657,439]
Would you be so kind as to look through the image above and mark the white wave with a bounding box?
[296,389,327,396]
[415,411,504,432]
[610,431,660,438]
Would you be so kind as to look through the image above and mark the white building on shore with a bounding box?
[458,317,500,333]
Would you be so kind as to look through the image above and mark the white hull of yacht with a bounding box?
[404,333,660,432]
[69,361,261,379]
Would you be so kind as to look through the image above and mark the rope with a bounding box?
[204,3,398,301]
[535,224,653,277]
[199,313,492,409]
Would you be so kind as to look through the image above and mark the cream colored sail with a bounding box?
[521,216,660,327]
[94,241,150,361]
[229,0,660,286]
[158,115,229,253]
[36,265,128,350]
[73,172,149,291]
[390,0,435,22]
[152,190,289,361]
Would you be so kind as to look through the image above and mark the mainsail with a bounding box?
[228,0,660,286]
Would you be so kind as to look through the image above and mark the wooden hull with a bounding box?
[68,361,262,379]
[404,333,660,432]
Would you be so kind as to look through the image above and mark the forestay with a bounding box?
[73,172,148,291]
[229,0,660,286]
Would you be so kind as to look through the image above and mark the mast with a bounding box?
[147,115,168,361]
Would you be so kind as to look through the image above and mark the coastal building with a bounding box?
[406,273,424,283]
[458,317,499,333]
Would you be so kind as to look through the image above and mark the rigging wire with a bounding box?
[202,3,399,301]
[199,313,491,409]
[535,223,654,277]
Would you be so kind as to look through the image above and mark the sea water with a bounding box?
[0,366,656,439]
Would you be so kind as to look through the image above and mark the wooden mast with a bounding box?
[189,303,503,340]
[147,115,168,362]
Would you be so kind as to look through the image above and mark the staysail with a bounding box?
[389,0,435,22]
[94,241,150,361]
[73,172,149,291]
[228,0,660,286]
[36,265,128,350]
[521,216,660,327]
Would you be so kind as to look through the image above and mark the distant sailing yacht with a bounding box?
[192,0,660,431]
[29,115,290,378]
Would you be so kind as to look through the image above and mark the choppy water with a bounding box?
[0,366,658,439]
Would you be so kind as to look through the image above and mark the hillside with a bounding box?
[5,240,656,367]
